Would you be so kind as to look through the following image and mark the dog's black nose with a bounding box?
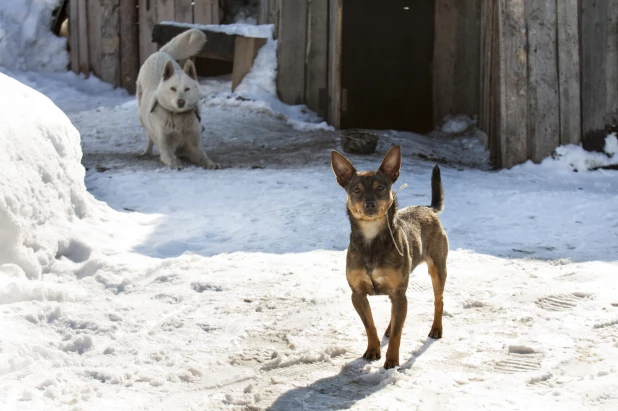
[365,201,376,209]
[177,99,185,108]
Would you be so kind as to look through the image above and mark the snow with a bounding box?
[1,8,618,411]
[0,0,67,72]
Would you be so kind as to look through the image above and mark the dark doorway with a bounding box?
[340,0,435,132]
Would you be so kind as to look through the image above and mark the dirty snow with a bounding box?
[1,8,618,411]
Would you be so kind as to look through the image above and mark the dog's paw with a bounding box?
[203,162,220,170]
[383,357,399,369]
[169,160,184,170]
[428,327,443,339]
[362,347,381,361]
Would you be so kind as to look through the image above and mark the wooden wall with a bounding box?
[480,0,618,167]
[70,0,223,92]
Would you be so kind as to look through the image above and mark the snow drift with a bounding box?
[0,72,88,280]
[0,0,68,72]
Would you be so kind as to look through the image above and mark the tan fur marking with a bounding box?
[427,257,445,338]
[346,268,376,295]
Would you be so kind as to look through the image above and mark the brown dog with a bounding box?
[331,145,449,369]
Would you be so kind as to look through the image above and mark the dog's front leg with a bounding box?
[384,291,407,369]
[351,291,381,361]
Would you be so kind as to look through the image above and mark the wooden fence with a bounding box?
[69,0,274,94]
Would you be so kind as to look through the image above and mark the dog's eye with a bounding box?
[170,87,177,92]
[184,87,190,92]
[353,187,361,194]
[377,185,385,192]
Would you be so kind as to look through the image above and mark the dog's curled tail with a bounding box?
[160,28,207,61]
[430,164,444,213]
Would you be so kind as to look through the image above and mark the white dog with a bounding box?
[136,29,219,169]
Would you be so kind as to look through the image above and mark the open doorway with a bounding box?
[340,0,435,133]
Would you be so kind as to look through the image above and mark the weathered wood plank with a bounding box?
[327,0,342,128]
[580,0,609,147]
[433,0,458,123]
[606,0,618,126]
[305,0,328,119]
[88,0,102,76]
[526,0,559,162]
[498,0,528,168]
[120,0,139,94]
[232,37,267,91]
[194,0,214,24]
[77,0,89,74]
[69,0,79,73]
[99,0,121,86]
[433,1,481,123]
[175,0,193,23]
[276,0,307,105]
[480,0,500,163]
[157,0,175,22]
[212,0,220,24]
[139,0,158,65]
[556,0,581,145]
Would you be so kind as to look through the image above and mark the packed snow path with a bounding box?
[1,70,618,410]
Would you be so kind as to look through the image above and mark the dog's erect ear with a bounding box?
[379,145,401,183]
[183,59,197,80]
[162,60,175,81]
[331,151,356,188]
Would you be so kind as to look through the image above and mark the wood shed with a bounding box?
[276,0,618,168]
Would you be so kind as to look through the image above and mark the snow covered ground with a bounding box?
[2,6,618,410]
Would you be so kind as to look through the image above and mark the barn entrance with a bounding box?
[340,0,435,133]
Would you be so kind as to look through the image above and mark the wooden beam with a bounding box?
[87,0,102,76]
[526,0,559,162]
[305,0,328,119]
[580,0,609,147]
[433,0,458,124]
[276,0,308,105]
[120,0,139,94]
[139,0,158,65]
[231,37,267,91]
[327,0,342,129]
[556,0,581,145]
[498,0,528,167]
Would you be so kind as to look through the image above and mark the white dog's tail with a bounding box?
[160,28,207,61]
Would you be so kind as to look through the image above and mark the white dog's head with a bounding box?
[156,59,200,112]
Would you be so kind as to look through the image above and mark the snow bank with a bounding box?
[0,0,68,72]
[517,134,618,172]
[0,73,89,279]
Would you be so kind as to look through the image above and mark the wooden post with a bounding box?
[69,0,79,73]
[580,0,609,148]
[327,0,342,129]
[99,0,121,86]
[606,0,618,126]
[120,0,139,94]
[433,0,458,124]
[231,37,267,91]
[556,0,581,146]
[276,0,308,105]
[498,0,528,168]
[480,0,501,164]
[139,0,158,65]
[305,0,329,119]
[88,0,102,76]
[77,0,89,75]
[526,0,559,162]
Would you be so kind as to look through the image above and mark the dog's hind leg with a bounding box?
[141,136,154,157]
[384,291,407,369]
[427,256,447,339]
[351,291,381,361]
